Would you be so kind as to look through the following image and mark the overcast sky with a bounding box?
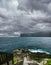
[0,0,51,37]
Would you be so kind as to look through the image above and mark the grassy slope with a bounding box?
[45,59,51,65]
[13,57,18,64]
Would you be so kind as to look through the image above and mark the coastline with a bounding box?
[28,49,50,54]
[0,49,51,65]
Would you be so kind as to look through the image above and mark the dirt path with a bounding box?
[39,59,48,65]
[23,57,28,65]
[23,55,39,65]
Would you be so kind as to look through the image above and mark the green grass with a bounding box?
[13,57,18,64]
[45,59,51,65]
[34,58,44,63]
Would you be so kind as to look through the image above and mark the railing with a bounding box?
[0,52,14,65]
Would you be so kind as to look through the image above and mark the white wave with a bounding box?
[29,49,50,54]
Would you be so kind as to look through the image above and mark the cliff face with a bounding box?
[21,32,51,37]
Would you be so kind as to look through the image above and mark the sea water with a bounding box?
[0,37,51,54]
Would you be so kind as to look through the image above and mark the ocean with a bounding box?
[0,37,51,54]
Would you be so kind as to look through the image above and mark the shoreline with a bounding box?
[28,49,50,54]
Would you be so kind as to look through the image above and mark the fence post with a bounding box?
[12,54,14,64]
[6,54,9,65]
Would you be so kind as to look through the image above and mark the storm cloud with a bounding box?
[0,0,51,37]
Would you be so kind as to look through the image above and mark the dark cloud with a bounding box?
[0,0,51,36]
[18,0,47,11]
